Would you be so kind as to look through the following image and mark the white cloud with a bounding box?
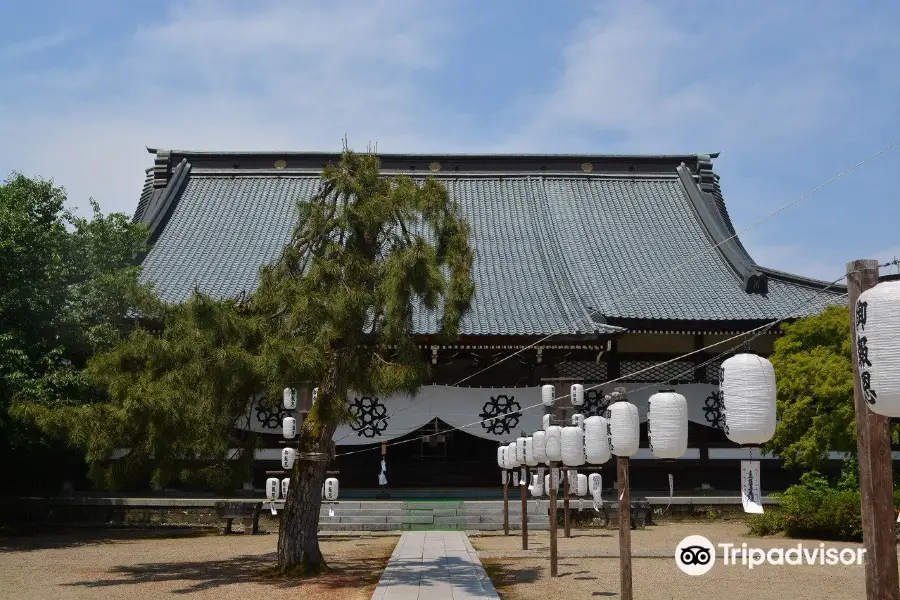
[0,30,75,61]
[0,0,458,216]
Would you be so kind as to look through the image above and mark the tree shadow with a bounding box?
[0,526,217,553]
[64,552,389,595]
[481,559,540,588]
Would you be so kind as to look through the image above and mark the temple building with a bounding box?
[132,149,845,494]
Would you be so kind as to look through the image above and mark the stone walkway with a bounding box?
[371,531,499,600]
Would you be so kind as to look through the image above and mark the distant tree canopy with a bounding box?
[765,304,899,469]
[1,173,153,487]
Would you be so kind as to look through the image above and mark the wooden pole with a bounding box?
[521,466,528,550]
[563,468,571,537]
[618,454,632,600]
[847,259,899,600]
[549,464,558,577]
[503,470,509,536]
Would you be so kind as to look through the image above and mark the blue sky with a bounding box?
[1,0,898,280]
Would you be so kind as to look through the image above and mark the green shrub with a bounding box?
[746,509,786,536]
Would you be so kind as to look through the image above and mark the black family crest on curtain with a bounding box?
[348,395,389,439]
[704,391,725,430]
[255,399,292,431]
[480,394,522,436]
[583,388,609,417]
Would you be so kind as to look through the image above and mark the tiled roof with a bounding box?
[134,150,846,336]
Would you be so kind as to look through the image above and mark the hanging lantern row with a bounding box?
[855,280,900,417]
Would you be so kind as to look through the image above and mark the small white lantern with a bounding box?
[524,437,538,466]
[584,416,611,464]
[529,473,544,497]
[542,414,551,431]
[856,281,900,417]
[721,353,777,445]
[588,473,602,501]
[324,477,339,501]
[607,401,639,457]
[572,413,585,428]
[507,442,520,468]
[561,426,585,466]
[282,416,297,439]
[283,387,297,410]
[542,384,555,406]
[281,477,290,498]
[311,387,319,405]
[515,436,527,464]
[577,473,588,497]
[545,426,563,462]
[497,446,506,469]
[532,430,548,464]
[648,390,688,458]
[570,383,584,406]
[281,447,296,470]
[544,474,560,494]
[265,477,280,500]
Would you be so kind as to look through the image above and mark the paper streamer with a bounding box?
[550,468,560,490]
[520,467,527,486]
[741,460,764,514]
[513,471,519,486]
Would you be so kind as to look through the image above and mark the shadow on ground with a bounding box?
[0,526,218,552]
[63,552,388,595]
[481,559,540,592]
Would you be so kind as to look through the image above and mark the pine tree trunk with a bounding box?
[276,363,344,575]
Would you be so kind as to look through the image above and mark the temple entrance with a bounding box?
[333,418,504,490]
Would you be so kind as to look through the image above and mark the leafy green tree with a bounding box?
[1,174,151,487]
[765,304,899,469]
[47,150,474,575]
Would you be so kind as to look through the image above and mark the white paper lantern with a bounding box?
[524,437,538,466]
[281,447,296,470]
[570,384,584,406]
[497,446,506,469]
[856,281,900,417]
[721,353,777,445]
[515,437,527,464]
[561,427,585,466]
[648,390,688,458]
[282,416,297,439]
[542,414,551,431]
[542,384,555,406]
[311,387,319,405]
[529,474,544,497]
[545,426,562,462]
[572,413,585,428]
[584,416,611,464]
[324,477,339,500]
[532,430,548,464]
[508,442,521,468]
[607,401,639,457]
[283,387,297,409]
[265,477,280,500]
[588,473,602,502]
[281,477,290,498]
[577,473,588,496]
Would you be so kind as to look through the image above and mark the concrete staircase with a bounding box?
[316,500,554,532]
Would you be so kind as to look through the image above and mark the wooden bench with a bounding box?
[601,498,652,530]
[214,502,262,535]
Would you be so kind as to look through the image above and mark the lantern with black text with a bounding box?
[282,416,297,439]
[570,383,584,406]
[265,477,280,500]
[542,385,555,407]
[856,281,900,417]
[532,430,548,465]
[281,447,296,470]
[283,387,297,410]
[324,478,339,501]
[561,426,585,467]
[607,401,639,457]
[584,415,611,464]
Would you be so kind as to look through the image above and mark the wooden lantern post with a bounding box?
[847,259,900,600]
[608,387,633,600]
[563,468,571,537]
[549,463,558,577]
[503,468,510,537]
[521,464,528,550]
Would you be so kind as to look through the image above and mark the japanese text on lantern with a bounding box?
[856,299,877,405]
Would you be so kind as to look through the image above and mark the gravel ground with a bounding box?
[0,528,398,600]
[472,522,877,599]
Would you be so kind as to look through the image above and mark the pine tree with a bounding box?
[254,149,474,574]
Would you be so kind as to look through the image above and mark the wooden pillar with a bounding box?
[618,453,632,600]
[503,471,510,536]
[521,466,528,550]
[563,469,571,537]
[549,463,558,577]
[847,259,899,600]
